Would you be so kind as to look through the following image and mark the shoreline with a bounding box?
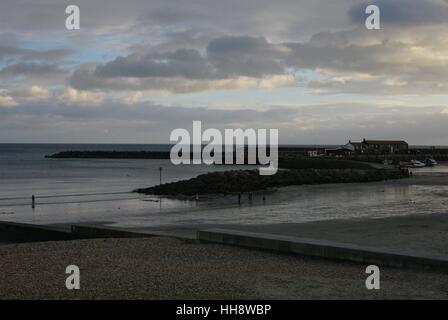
[2,172,447,229]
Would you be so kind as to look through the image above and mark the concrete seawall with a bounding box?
[197,228,448,272]
[3,221,448,272]
[0,221,75,242]
[70,224,155,239]
[0,221,193,243]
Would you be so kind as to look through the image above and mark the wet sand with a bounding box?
[1,237,448,300]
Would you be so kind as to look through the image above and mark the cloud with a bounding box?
[71,66,295,94]
[1,99,448,144]
[2,0,448,144]
[0,62,64,77]
[124,91,143,104]
[207,36,288,77]
[283,26,448,94]
[0,45,73,62]
[0,45,26,60]
[66,27,448,95]
[57,88,105,106]
[0,92,17,108]
[28,86,49,100]
[94,35,288,80]
[5,0,448,97]
[68,35,294,93]
[10,85,50,102]
[95,49,215,79]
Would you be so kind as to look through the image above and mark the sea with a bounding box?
[1,143,448,229]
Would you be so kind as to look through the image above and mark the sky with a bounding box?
[1,0,448,144]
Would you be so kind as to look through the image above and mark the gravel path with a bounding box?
[1,237,448,299]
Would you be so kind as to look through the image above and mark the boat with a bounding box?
[400,160,426,168]
[425,158,438,167]
[408,159,426,168]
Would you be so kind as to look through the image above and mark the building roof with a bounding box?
[364,140,408,145]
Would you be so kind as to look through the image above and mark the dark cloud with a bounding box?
[0,44,74,62]
[0,0,351,38]
[23,48,74,61]
[0,62,64,77]
[136,30,214,53]
[7,0,448,96]
[70,66,132,91]
[70,28,448,95]
[95,49,216,79]
[207,36,286,77]
[0,45,26,58]
[94,35,287,81]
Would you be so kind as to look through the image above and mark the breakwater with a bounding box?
[135,168,408,196]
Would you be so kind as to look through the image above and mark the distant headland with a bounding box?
[45,150,171,159]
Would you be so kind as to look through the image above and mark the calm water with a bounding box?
[0,144,256,225]
[1,144,447,228]
[0,143,218,197]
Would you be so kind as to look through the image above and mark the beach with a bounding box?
[2,236,448,300]
[3,209,448,299]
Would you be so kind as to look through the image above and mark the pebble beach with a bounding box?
[1,236,448,300]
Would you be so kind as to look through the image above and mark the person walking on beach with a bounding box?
[31,195,35,209]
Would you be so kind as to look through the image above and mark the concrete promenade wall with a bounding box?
[3,221,448,272]
[70,224,155,239]
[0,221,157,242]
[0,221,74,242]
[198,228,448,272]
